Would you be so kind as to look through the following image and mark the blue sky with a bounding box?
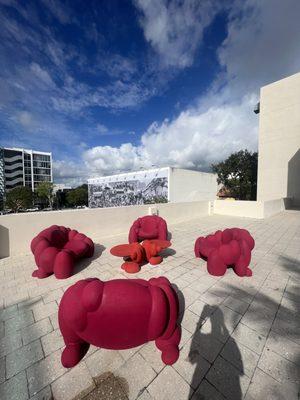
[1,0,300,185]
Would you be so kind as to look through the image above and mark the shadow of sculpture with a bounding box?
[188,305,243,400]
[73,243,106,274]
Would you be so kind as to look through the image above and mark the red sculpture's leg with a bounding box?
[54,250,74,279]
[149,256,163,265]
[234,262,253,277]
[32,268,51,279]
[59,312,90,368]
[207,250,227,276]
[121,262,141,273]
[155,325,180,365]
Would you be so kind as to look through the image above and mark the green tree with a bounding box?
[67,184,88,207]
[5,186,33,212]
[212,150,258,200]
[36,181,54,208]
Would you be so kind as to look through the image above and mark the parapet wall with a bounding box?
[0,200,210,258]
[213,198,288,219]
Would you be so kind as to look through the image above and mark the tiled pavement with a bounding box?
[0,210,300,400]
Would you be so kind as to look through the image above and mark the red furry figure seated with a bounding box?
[31,225,94,279]
[194,228,255,277]
[110,239,171,273]
[59,277,181,368]
[128,215,168,243]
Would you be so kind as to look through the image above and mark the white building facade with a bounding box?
[0,147,53,201]
[88,167,218,208]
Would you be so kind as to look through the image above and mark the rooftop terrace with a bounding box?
[0,210,299,400]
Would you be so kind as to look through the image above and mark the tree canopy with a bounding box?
[66,184,88,207]
[212,150,258,200]
[35,181,54,208]
[5,186,33,212]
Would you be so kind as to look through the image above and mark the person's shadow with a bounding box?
[188,304,243,399]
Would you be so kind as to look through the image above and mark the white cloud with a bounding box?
[30,63,54,87]
[82,94,258,176]
[134,0,222,68]
[16,111,35,129]
[53,160,89,186]
[80,0,300,178]
[217,0,300,98]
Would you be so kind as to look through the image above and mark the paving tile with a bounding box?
[27,350,65,396]
[139,342,165,373]
[181,310,202,334]
[206,355,250,400]
[0,332,22,357]
[271,311,300,345]
[147,366,191,400]
[0,371,29,400]
[173,338,211,389]
[29,386,53,400]
[21,318,53,345]
[41,329,64,356]
[51,362,95,400]
[117,353,156,400]
[223,296,249,315]
[6,340,44,379]
[188,299,212,319]
[32,302,58,322]
[85,348,124,378]
[245,367,299,400]
[265,330,300,365]
[137,388,152,399]
[231,323,266,354]
[191,379,225,400]
[0,357,5,384]
[5,311,34,333]
[0,304,18,321]
[199,305,241,344]
[190,328,223,363]
[221,337,259,378]
[258,347,300,385]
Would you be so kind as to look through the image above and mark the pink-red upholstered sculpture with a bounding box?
[59,277,181,368]
[31,225,94,279]
[194,228,255,277]
[110,239,171,273]
[128,215,168,243]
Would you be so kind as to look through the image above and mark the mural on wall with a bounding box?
[88,169,169,208]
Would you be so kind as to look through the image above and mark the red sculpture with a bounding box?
[128,215,168,243]
[110,239,171,273]
[31,225,94,279]
[59,277,181,368]
[194,228,255,277]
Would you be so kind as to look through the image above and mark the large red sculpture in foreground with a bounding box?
[31,225,94,279]
[194,228,255,277]
[128,215,168,243]
[110,239,171,273]
[59,277,181,368]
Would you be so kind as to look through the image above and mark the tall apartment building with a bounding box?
[0,147,53,202]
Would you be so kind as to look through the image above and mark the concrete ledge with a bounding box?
[213,198,289,219]
[0,200,209,258]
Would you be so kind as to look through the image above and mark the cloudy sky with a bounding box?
[1,0,300,185]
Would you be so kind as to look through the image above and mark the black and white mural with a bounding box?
[88,168,169,208]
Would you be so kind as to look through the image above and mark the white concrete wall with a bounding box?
[213,198,288,219]
[263,198,287,218]
[257,72,300,206]
[0,200,209,258]
[169,168,218,203]
[213,200,264,219]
